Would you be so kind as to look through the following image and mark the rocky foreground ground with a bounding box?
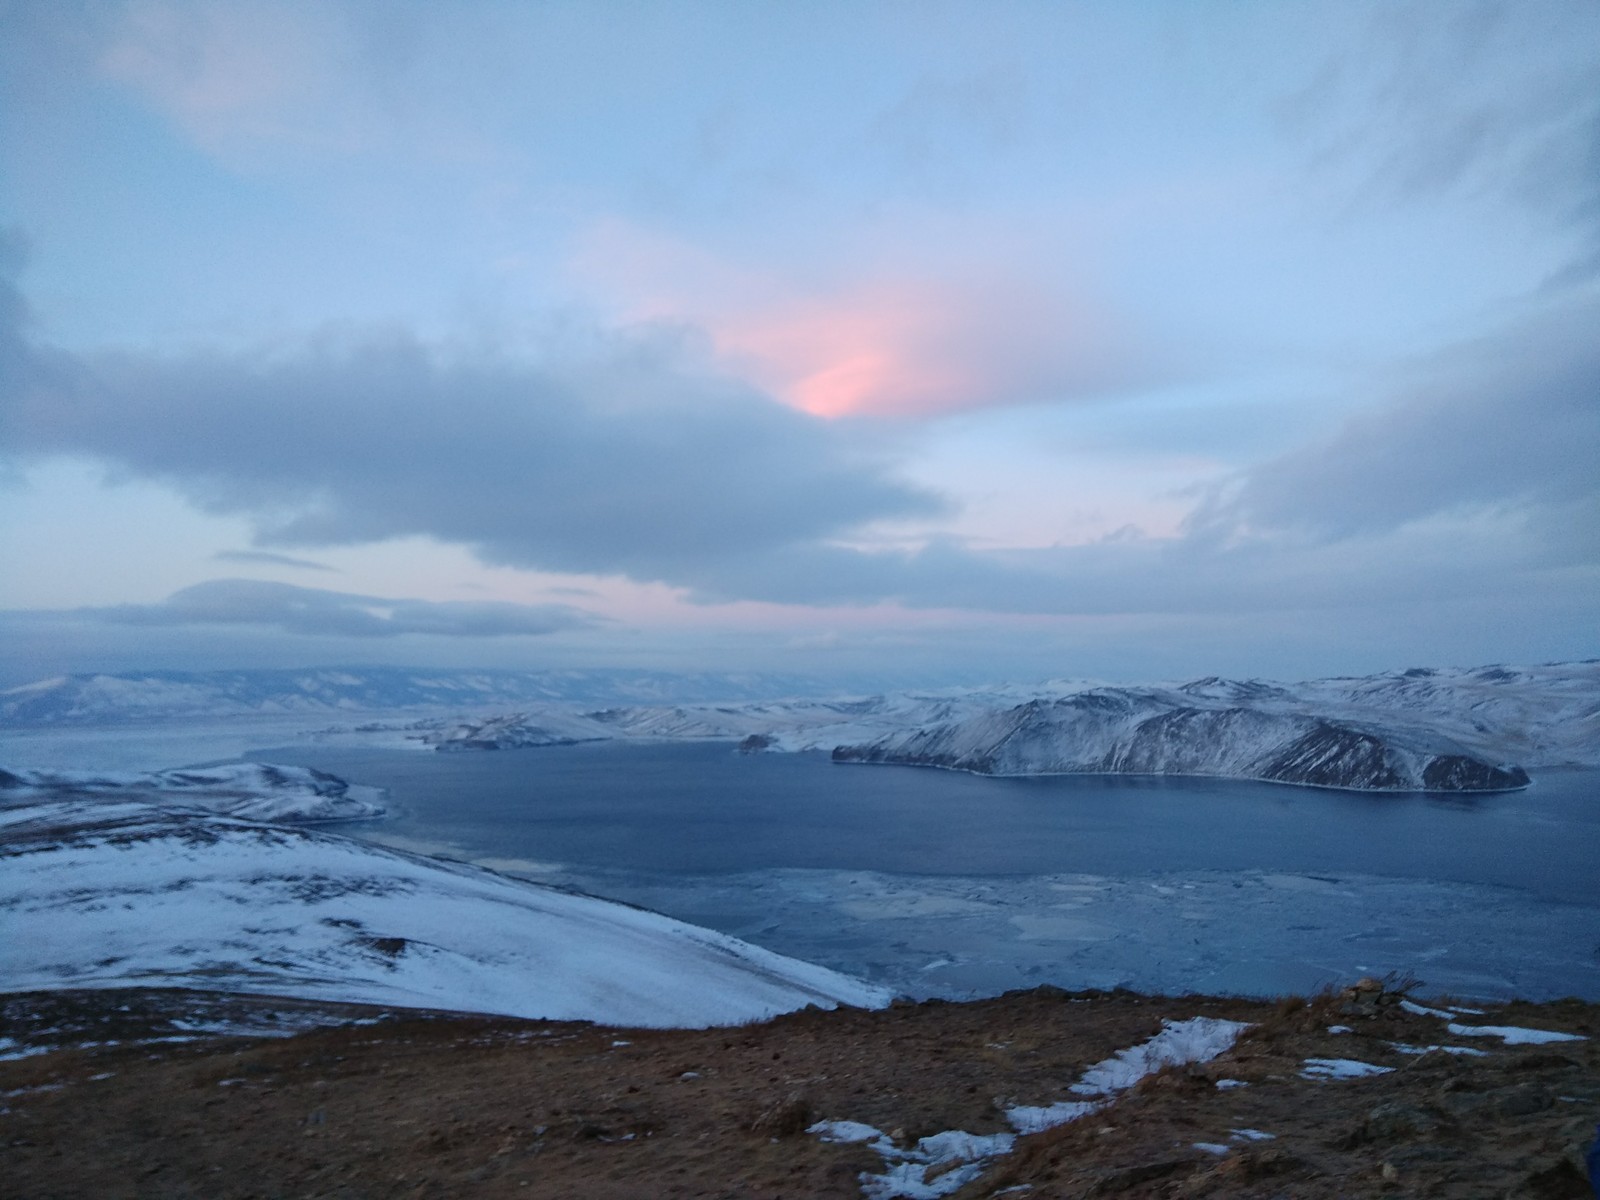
[2,983,1596,1199]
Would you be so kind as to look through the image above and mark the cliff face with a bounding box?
[832,692,1532,792]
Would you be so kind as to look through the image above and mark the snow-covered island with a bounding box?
[827,690,1530,792]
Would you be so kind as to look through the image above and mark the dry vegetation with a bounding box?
[2,983,1596,1199]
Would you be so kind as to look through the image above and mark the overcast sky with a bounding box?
[2,0,1596,687]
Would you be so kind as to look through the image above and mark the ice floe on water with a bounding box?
[523,864,1600,1003]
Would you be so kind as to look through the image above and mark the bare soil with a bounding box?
[2,984,1596,1199]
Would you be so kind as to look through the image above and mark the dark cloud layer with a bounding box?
[2,314,940,580]
[94,579,594,639]
[1,248,1595,625]
[1194,297,1600,557]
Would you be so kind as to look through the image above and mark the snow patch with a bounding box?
[1389,1043,1489,1057]
[1445,1023,1585,1045]
[1005,1100,1102,1134]
[813,1016,1253,1199]
[1399,999,1456,1019]
[1067,1016,1252,1096]
[1301,1058,1396,1080]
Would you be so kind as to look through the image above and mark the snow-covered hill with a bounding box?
[417,660,1596,791]
[0,667,825,726]
[0,761,386,823]
[418,691,1008,752]
[0,796,890,1027]
[821,662,1600,790]
[1272,661,1600,769]
[6,661,1593,790]
[831,691,1530,791]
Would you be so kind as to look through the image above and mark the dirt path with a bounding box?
[2,985,1596,1198]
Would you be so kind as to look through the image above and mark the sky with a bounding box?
[1,0,1597,689]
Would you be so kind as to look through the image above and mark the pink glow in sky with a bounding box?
[2,1,1596,684]
[571,221,1132,420]
[719,283,987,418]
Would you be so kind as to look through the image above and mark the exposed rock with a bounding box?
[746,1091,812,1137]
[1361,1101,1447,1141]
[833,691,1535,793]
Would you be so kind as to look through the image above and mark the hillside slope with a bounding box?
[0,796,888,1028]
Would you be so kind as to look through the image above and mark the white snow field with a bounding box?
[0,797,890,1028]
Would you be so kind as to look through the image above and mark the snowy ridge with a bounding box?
[419,690,1013,753]
[829,689,1532,792]
[422,661,1597,791]
[0,667,825,726]
[0,798,890,1027]
[0,761,386,823]
[7,661,1593,791]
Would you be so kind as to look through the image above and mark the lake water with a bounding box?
[254,741,1600,1002]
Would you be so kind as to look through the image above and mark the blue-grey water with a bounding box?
[254,741,1600,1001]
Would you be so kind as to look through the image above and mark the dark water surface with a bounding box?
[252,741,1599,906]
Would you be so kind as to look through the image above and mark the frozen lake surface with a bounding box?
[251,740,1600,1002]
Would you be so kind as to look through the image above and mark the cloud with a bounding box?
[677,294,1600,619]
[571,221,1161,421]
[213,549,335,571]
[0,247,1593,635]
[90,579,596,639]
[0,230,82,411]
[1191,296,1600,559]
[714,276,1136,419]
[0,271,943,582]
[97,0,375,162]
[683,516,1587,619]
[1287,1,1600,284]
[865,64,1029,193]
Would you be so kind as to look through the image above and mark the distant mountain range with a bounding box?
[0,667,826,726]
[3,660,1595,793]
[418,660,1600,792]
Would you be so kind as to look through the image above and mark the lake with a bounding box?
[253,740,1600,1001]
